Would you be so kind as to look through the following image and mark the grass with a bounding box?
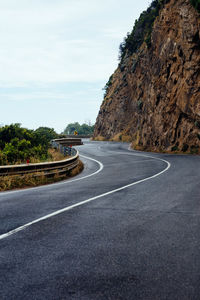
[27,148,68,163]
[47,148,66,161]
[93,135,108,141]
[0,160,84,192]
[0,148,67,165]
[111,133,132,143]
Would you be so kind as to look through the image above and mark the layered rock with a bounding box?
[94,0,200,153]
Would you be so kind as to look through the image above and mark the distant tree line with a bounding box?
[63,122,94,135]
[0,124,59,165]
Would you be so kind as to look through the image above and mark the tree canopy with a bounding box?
[118,0,170,62]
[63,122,94,135]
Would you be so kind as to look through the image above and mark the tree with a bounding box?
[34,127,58,147]
[63,122,94,135]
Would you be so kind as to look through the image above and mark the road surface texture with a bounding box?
[0,140,200,300]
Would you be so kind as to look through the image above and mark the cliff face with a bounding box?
[94,0,200,153]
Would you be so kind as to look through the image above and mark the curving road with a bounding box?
[0,140,200,300]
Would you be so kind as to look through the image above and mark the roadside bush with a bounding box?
[0,151,7,165]
[0,124,59,165]
[190,145,199,154]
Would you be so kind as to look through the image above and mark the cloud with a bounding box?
[0,0,150,87]
[0,0,150,131]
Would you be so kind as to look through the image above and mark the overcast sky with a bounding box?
[0,0,150,133]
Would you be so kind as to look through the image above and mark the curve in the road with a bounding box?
[0,152,170,241]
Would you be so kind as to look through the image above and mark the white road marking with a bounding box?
[0,155,104,197]
[97,145,169,165]
[0,152,170,240]
[70,154,104,182]
[111,151,170,165]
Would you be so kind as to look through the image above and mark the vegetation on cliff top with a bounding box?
[119,0,200,61]
[190,0,200,12]
[103,0,199,98]
[118,0,170,61]
[103,0,170,98]
[119,0,200,62]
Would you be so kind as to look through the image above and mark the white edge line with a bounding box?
[0,153,170,240]
[0,155,104,196]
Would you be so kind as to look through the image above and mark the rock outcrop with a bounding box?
[94,0,200,153]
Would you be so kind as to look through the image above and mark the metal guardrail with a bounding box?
[65,135,92,138]
[0,138,84,177]
[0,149,79,177]
[51,139,82,156]
[52,138,83,146]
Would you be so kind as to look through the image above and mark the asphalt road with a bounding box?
[0,140,200,300]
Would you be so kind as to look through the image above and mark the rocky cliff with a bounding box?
[94,0,200,153]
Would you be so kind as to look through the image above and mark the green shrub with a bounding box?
[0,124,59,165]
[137,99,143,111]
[190,145,199,154]
[195,120,200,128]
[182,144,189,152]
[0,150,7,165]
[171,145,179,152]
[190,0,200,13]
